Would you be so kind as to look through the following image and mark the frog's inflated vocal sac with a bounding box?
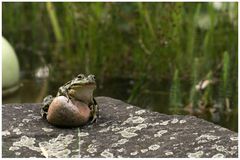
[41,74,99,127]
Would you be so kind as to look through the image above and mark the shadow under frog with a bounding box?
[41,74,99,127]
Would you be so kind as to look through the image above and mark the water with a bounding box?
[3,75,237,132]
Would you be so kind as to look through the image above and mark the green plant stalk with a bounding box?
[46,2,63,43]
[223,51,230,93]
[172,3,184,69]
[221,51,232,110]
[31,3,38,50]
[137,2,156,41]
[127,74,147,103]
[203,3,215,71]
[187,3,201,65]
[202,71,213,105]
[190,58,200,109]
[170,69,181,107]
[63,3,74,55]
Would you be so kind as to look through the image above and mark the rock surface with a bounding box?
[2,96,238,158]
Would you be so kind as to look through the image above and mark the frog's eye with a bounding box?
[88,75,95,80]
[77,74,84,79]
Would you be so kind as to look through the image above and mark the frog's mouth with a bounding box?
[71,82,96,89]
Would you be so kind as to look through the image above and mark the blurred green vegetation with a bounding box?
[2,2,238,123]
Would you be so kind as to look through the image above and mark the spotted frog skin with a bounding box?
[41,74,99,124]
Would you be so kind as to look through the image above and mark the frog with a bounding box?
[41,74,99,124]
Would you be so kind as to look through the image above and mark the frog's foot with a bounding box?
[40,109,48,118]
[89,104,99,124]
[41,95,54,118]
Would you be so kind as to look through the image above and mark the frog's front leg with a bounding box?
[41,95,54,118]
[89,98,99,123]
[57,87,71,102]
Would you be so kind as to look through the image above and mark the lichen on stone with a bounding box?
[2,130,11,136]
[140,149,148,153]
[124,127,138,133]
[212,153,225,158]
[148,122,159,126]
[118,122,148,138]
[117,148,125,153]
[13,128,22,135]
[230,136,238,141]
[71,154,80,158]
[194,145,203,151]
[22,118,31,123]
[231,146,237,150]
[15,152,21,156]
[197,140,209,144]
[196,134,220,144]
[99,123,108,127]
[170,137,176,140]
[122,116,145,125]
[100,149,114,158]
[126,105,134,109]
[91,139,97,143]
[18,123,24,127]
[130,151,138,155]
[118,129,138,138]
[160,120,169,125]
[165,151,173,156]
[154,130,168,137]
[83,155,90,158]
[112,138,129,147]
[217,127,228,131]
[54,149,71,158]
[173,144,179,147]
[87,144,97,153]
[38,134,75,158]
[209,130,215,133]
[179,120,186,124]
[27,113,34,117]
[42,128,53,132]
[78,132,89,137]
[135,110,146,115]
[14,106,22,109]
[211,144,237,155]
[136,123,148,130]
[148,144,160,151]
[187,151,204,158]
[32,115,42,120]
[171,118,179,124]
[98,126,111,133]
[9,146,19,151]
[79,140,84,145]
[118,139,129,144]
[111,126,123,132]
[11,136,41,152]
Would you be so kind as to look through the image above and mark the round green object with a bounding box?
[2,36,20,96]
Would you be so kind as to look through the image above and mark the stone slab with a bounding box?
[2,97,238,158]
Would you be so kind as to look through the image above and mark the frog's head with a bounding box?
[69,74,96,103]
[71,74,96,89]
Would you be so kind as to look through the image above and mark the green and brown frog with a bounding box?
[41,74,99,127]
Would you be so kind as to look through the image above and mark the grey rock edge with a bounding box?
[2,96,238,158]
